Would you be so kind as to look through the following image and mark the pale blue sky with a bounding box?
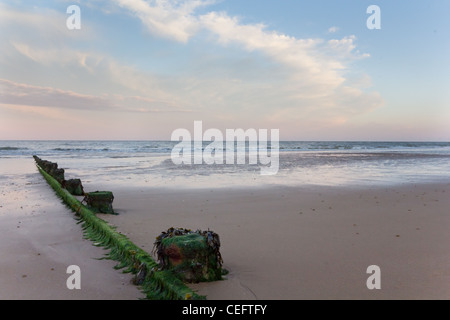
[0,0,449,140]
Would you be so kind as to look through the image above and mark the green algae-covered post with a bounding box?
[83,191,115,214]
[33,156,65,183]
[50,168,65,184]
[33,156,203,300]
[62,179,85,196]
[154,227,224,283]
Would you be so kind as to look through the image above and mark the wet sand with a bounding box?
[103,182,450,300]
[2,158,450,299]
[0,159,143,300]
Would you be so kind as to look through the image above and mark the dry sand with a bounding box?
[2,158,450,299]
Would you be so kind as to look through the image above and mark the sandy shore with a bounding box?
[102,182,450,300]
[2,158,450,299]
[0,159,143,300]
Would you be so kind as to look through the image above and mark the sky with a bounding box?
[0,0,449,141]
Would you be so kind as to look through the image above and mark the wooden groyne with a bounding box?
[33,156,203,300]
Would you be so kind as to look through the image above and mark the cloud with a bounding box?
[0,78,108,110]
[328,26,339,33]
[113,0,212,43]
[0,2,95,44]
[0,1,384,138]
[0,78,192,114]
[113,0,379,121]
[199,11,341,90]
[115,1,367,82]
[11,42,105,72]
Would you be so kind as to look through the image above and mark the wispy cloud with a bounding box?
[113,0,211,43]
[115,0,368,85]
[328,26,339,33]
[0,1,384,139]
[113,0,380,122]
[0,78,192,114]
[0,78,108,110]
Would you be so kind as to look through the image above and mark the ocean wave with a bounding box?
[278,141,450,151]
[307,145,354,150]
[52,147,102,152]
[0,146,28,151]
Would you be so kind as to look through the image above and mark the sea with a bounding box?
[1,140,450,189]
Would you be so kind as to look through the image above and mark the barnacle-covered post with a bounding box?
[33,156,203,300]
[33,156,65,183]
[62,179,85,196]
[153,228,223,283]
[50,167,65,184]
[83,191,115,214]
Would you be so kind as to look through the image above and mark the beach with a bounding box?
[2,0,449,303]
[104,182,450,299]
[1,141,450,300]
[0,158,143,300]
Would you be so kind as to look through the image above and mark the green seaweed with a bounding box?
[63,179,84,196]
[35,160,204,300]
[83,191,115,214]
[154,227,224,283]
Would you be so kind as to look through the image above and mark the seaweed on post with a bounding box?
[83,191,115,214]
[33,156,203,300]
[153,227,224,283]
